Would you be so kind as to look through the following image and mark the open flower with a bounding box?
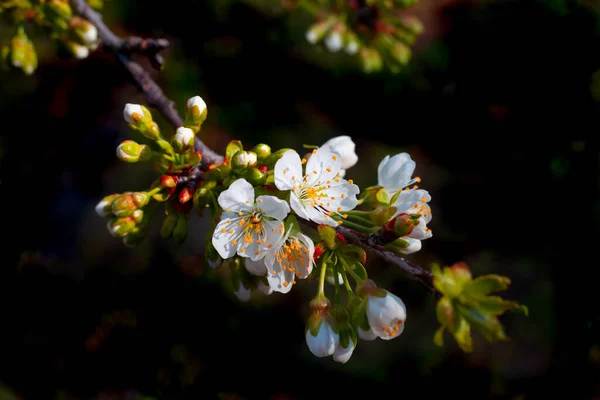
[320,135,358,177]
[377,153,420,194]
[265,229,315,293]
[389,189,432,254]
[274,147,359,227]
[212,179,290,261]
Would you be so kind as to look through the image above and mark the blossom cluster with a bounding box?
[292,0,424,73]
[95,95,434,363]
[1,0,100,75]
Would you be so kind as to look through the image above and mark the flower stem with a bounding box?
[339,256,364,283]
[297,0,321,16]
[147,186,162,197]
[337,219,378,233]
[317,250,330,296]
[341,268,353,293]
[333,263,342,305]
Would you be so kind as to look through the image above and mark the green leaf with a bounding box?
[340,257,368,281]
[452,316,473,353]
[457,303,507,343]
[225,140,243,165]
[463,274,511,297]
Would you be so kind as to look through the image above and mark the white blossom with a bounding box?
[325,31,343,52]
[123,103,144,124]
[264,229,314,293]
[320,135,358,173]
[377,153,420,194]
[306,320,339,358]
[174,127,195,148]
[274,147,359,227]
[212,179,290,261]
[186,96,207,115]
[366,290,407,340]
[333,340,355,364]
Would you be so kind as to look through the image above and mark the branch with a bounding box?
[71,0,434,295]
[71,0,224,165]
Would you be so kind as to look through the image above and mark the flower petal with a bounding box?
[256,195,290,221]
[366,291,407,340]
[306,322,339,357]
[290,191,310,221]
[333,340,355,364]
[393,189,427,216]
[294,232,314,279]
[234,281,252,302]
[408,218,432,240]
[358,327,377,341]
[378,153,416,192]
[218,178,255,212]
[212,219,242,259]
[274,150,303,191]
[321,135,358,170]
[399,237,422,254]
[305,146,342,187]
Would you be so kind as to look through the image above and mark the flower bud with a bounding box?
[111,192,149,217]
[325,25,345,52]
[160,175,177,188]
[9,28,37,75]
[123,104,160,140]
[95,193,120,217]
[241,167,266,186]
[130,209,144,224]
[251,143,271,161]
[391,42,411,66]
[70,17,98,46]
[173,127,195,152]
[65,41,89,59]
[363,283,407,340]
[185,96,208,126]
[116,140,152,163]
[45,0,72,19]
[392,213,414,237]
[178,187,192,204]
[107,216,136,238]
[231,150,258,170]
[345,31,360,55]
[123,227,146,247]
[172,214,188,244]
[305,17,336,44]
[306,313,339,358]
[360,47,383,73]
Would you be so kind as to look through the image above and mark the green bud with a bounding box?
[116,140,152,163]
[360,47,383,73]
[225,140,244,165]
[185,96,208,126]
[10,27,37,75]
[131,192,150,208]
[95,193,120,217]
[173,214,188,244]
[262,148,293,167]
[390,42,411,65]
[111,193,136,217]
[172,127,195,153]
[393,213,414,237]
[231,150,258,170]
[241,167,266,186]
[108,216,136,238]
[131,209,144,224]
[45,0,72,20]
[193,187,211,212]
[123,104,160,140]
[69,16,98,46]
[251,143,271,160]
[160,213,178,239]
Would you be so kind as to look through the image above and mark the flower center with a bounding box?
[381,319,404,338]
[273,238,311,286]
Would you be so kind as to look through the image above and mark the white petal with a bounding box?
[245,258,267,276]
[393,189,427,216]
[366,291,407,340]
[217,179,255,212]
[408,218,432,240]
[234,282,252,302]
[294,232,315,279]
[306,322,339,357]
[338,169,346,178]
[212,219,242,259]
[399,237,422,254]
[333,340,355,363]
[326,273,344,285]
[321,136,358,170]
[323,182,360,212]
[305,147,342,187]
[289,192,310,221]
[123,104,144,124]
[358,327,377,341]
[242,219,284,261]
[274,150,303,191]
[256,195,290,221]
[305,204,335,226]
[325,32,343,52]
[377,153,416,192]
[186,96,207,113]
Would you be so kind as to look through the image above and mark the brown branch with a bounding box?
[71,0,435,295]
[70,0,224,165]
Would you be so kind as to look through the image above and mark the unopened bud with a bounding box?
[160,175,177,188]
[241,167,266,186]
[392,213,414,237]
[123,103,145,124]
[391,42,411,65]
[65,41,89,59]
[360,47,383,73]
[95,193,120,216]
[131,209,144,224]
[344,31,360,55]
[232,150,258,170]
[251,143,271,160]
[116,140,151,163]
[173,214,188,244]
[9,28,37,75]
[107,216,136,238]
[185,96,208,125]
[178,187,192,204]
[173,127,195,152]
[306,17,336,44]
[111,192,149,217]
[325,25,345,52]
[45,0,72,19]
[70,17,98,46]
[123,104,160,140]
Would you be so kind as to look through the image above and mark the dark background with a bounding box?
[0,0,599,398]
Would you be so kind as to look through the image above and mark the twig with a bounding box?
[70,0,224,165]
[71,0,435,295]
